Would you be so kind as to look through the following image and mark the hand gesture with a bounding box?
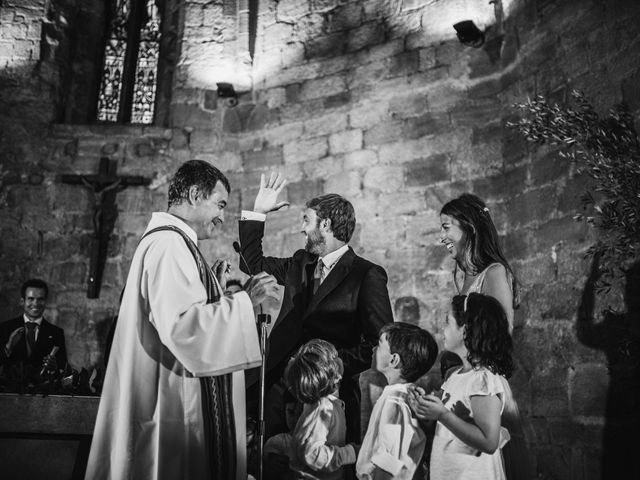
[417,393,448,421]
[4,326,24,357]
[245,272,279,308]
[212,259,231,290]
[408,386,447,421]
[41,354,58,374]
[253,172,289,214]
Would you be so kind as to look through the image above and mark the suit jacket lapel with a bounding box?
[304,248,355,317]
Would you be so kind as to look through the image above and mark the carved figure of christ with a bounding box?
[60,157,151,298]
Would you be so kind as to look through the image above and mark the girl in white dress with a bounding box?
[408,293,513,480]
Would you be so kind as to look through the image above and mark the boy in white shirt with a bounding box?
[357,323,438,480]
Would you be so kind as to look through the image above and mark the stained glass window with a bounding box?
[97,0,161,125]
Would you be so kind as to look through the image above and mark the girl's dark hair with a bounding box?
[380,323,439,382]
[451,293,514,378]
[285,339,343,404]
[441,193,518,308]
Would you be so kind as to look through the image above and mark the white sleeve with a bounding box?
[368,399,414,478]
[298,401,357,472]
[240,210,267,221]
[143,232,261,376]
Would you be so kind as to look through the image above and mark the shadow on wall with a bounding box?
[577,255,640,480]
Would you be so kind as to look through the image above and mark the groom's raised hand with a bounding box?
[253,172,289,214]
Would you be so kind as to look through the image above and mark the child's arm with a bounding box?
[418,393,502,454]
[299,404,357,472]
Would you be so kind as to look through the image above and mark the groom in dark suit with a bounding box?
[0,279,67,376]
[239,172,393,442]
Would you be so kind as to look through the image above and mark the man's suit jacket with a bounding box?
[239,220,393,392]
[0,317,68,369]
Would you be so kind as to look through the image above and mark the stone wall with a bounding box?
[1,0,639,478]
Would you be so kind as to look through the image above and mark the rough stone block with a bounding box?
[281,42,306,67]
[327,2,363,32]
[189,128,221,152]
[203,89,218,110]
[346,21,385,52]
[287,178,324,206]
[285,83,301,103]
[302,112,348,138]
[471,165,528,201]
[387,51,420,78]
[343,149,378,170]
[276,0,307,18]
[388,93,430,119]
[306,32,348,59]
[404,112,451,139]
[531,367,570,417]
[301,155,344,180]
[283,137,328,163]
[349,102,388,129]
[449,100,502,127]
[530,150,570,185]
[533,217,591,253]
[329,129,362,154]
[323,91,352,109]
[242,146,284,169]
[569,363,608,418]
[299,75,346,101]
[196,151,243,172]
[556,174,597,216]
[170,104,219,130]
[263,122,304,146]
[363,121,405,148]
[363,166,404,193]
[355,39,404,64]
[347,59,388,89]
[534,445,573,480]
[324,170,361,196]
[404,153,451,186]
[51,262,88,287]
[503,228,532,261]
[507,185,558,228]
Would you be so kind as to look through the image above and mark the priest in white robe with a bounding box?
[86,160,278,480]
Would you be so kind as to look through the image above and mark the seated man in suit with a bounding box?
[0,279,68,378]
[239,172,393,443]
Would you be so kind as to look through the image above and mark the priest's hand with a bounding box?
[212,258,231,290]
[245,272,279,307]
[4,326,24,357]
[253,172,289,214]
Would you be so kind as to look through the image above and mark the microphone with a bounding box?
[41,345,60,377]
[233,241,252,274]
[233,241,268,319]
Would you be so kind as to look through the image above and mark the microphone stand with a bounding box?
[256,307,270,480]
[233,241,270,480]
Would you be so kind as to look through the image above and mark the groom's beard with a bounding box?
[305,228,326,256]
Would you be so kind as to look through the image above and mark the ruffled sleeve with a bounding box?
[467,368,507,413]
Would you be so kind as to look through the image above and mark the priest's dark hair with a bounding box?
[168,160,230,208]
[380,322,438,382]
[306,194,356,243]
[21,278,49,299]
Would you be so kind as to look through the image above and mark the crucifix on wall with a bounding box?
[60,157,151,298]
